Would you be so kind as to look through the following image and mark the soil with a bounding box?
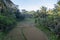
[3,18,48,40]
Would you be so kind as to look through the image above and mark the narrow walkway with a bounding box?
[3,18,48,40]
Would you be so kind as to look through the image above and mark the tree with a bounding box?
[21,9,28,14]
[0,0,25,32]
[40,6,47,13]
[57,0,60,5]
[39,6,47,18]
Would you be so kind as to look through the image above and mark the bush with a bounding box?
[0,15,16,32]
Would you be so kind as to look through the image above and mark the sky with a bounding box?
[11,0,58,11]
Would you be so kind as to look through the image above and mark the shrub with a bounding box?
[0,15,16,32]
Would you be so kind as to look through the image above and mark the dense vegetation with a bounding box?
[34,1,60,40]
[0,0,60,40]
[0,0,25,32]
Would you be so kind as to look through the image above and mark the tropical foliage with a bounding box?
[34,1,60,40]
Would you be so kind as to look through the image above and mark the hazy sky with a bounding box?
[11,0,58,11]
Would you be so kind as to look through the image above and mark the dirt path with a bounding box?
[3,18,48,40]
